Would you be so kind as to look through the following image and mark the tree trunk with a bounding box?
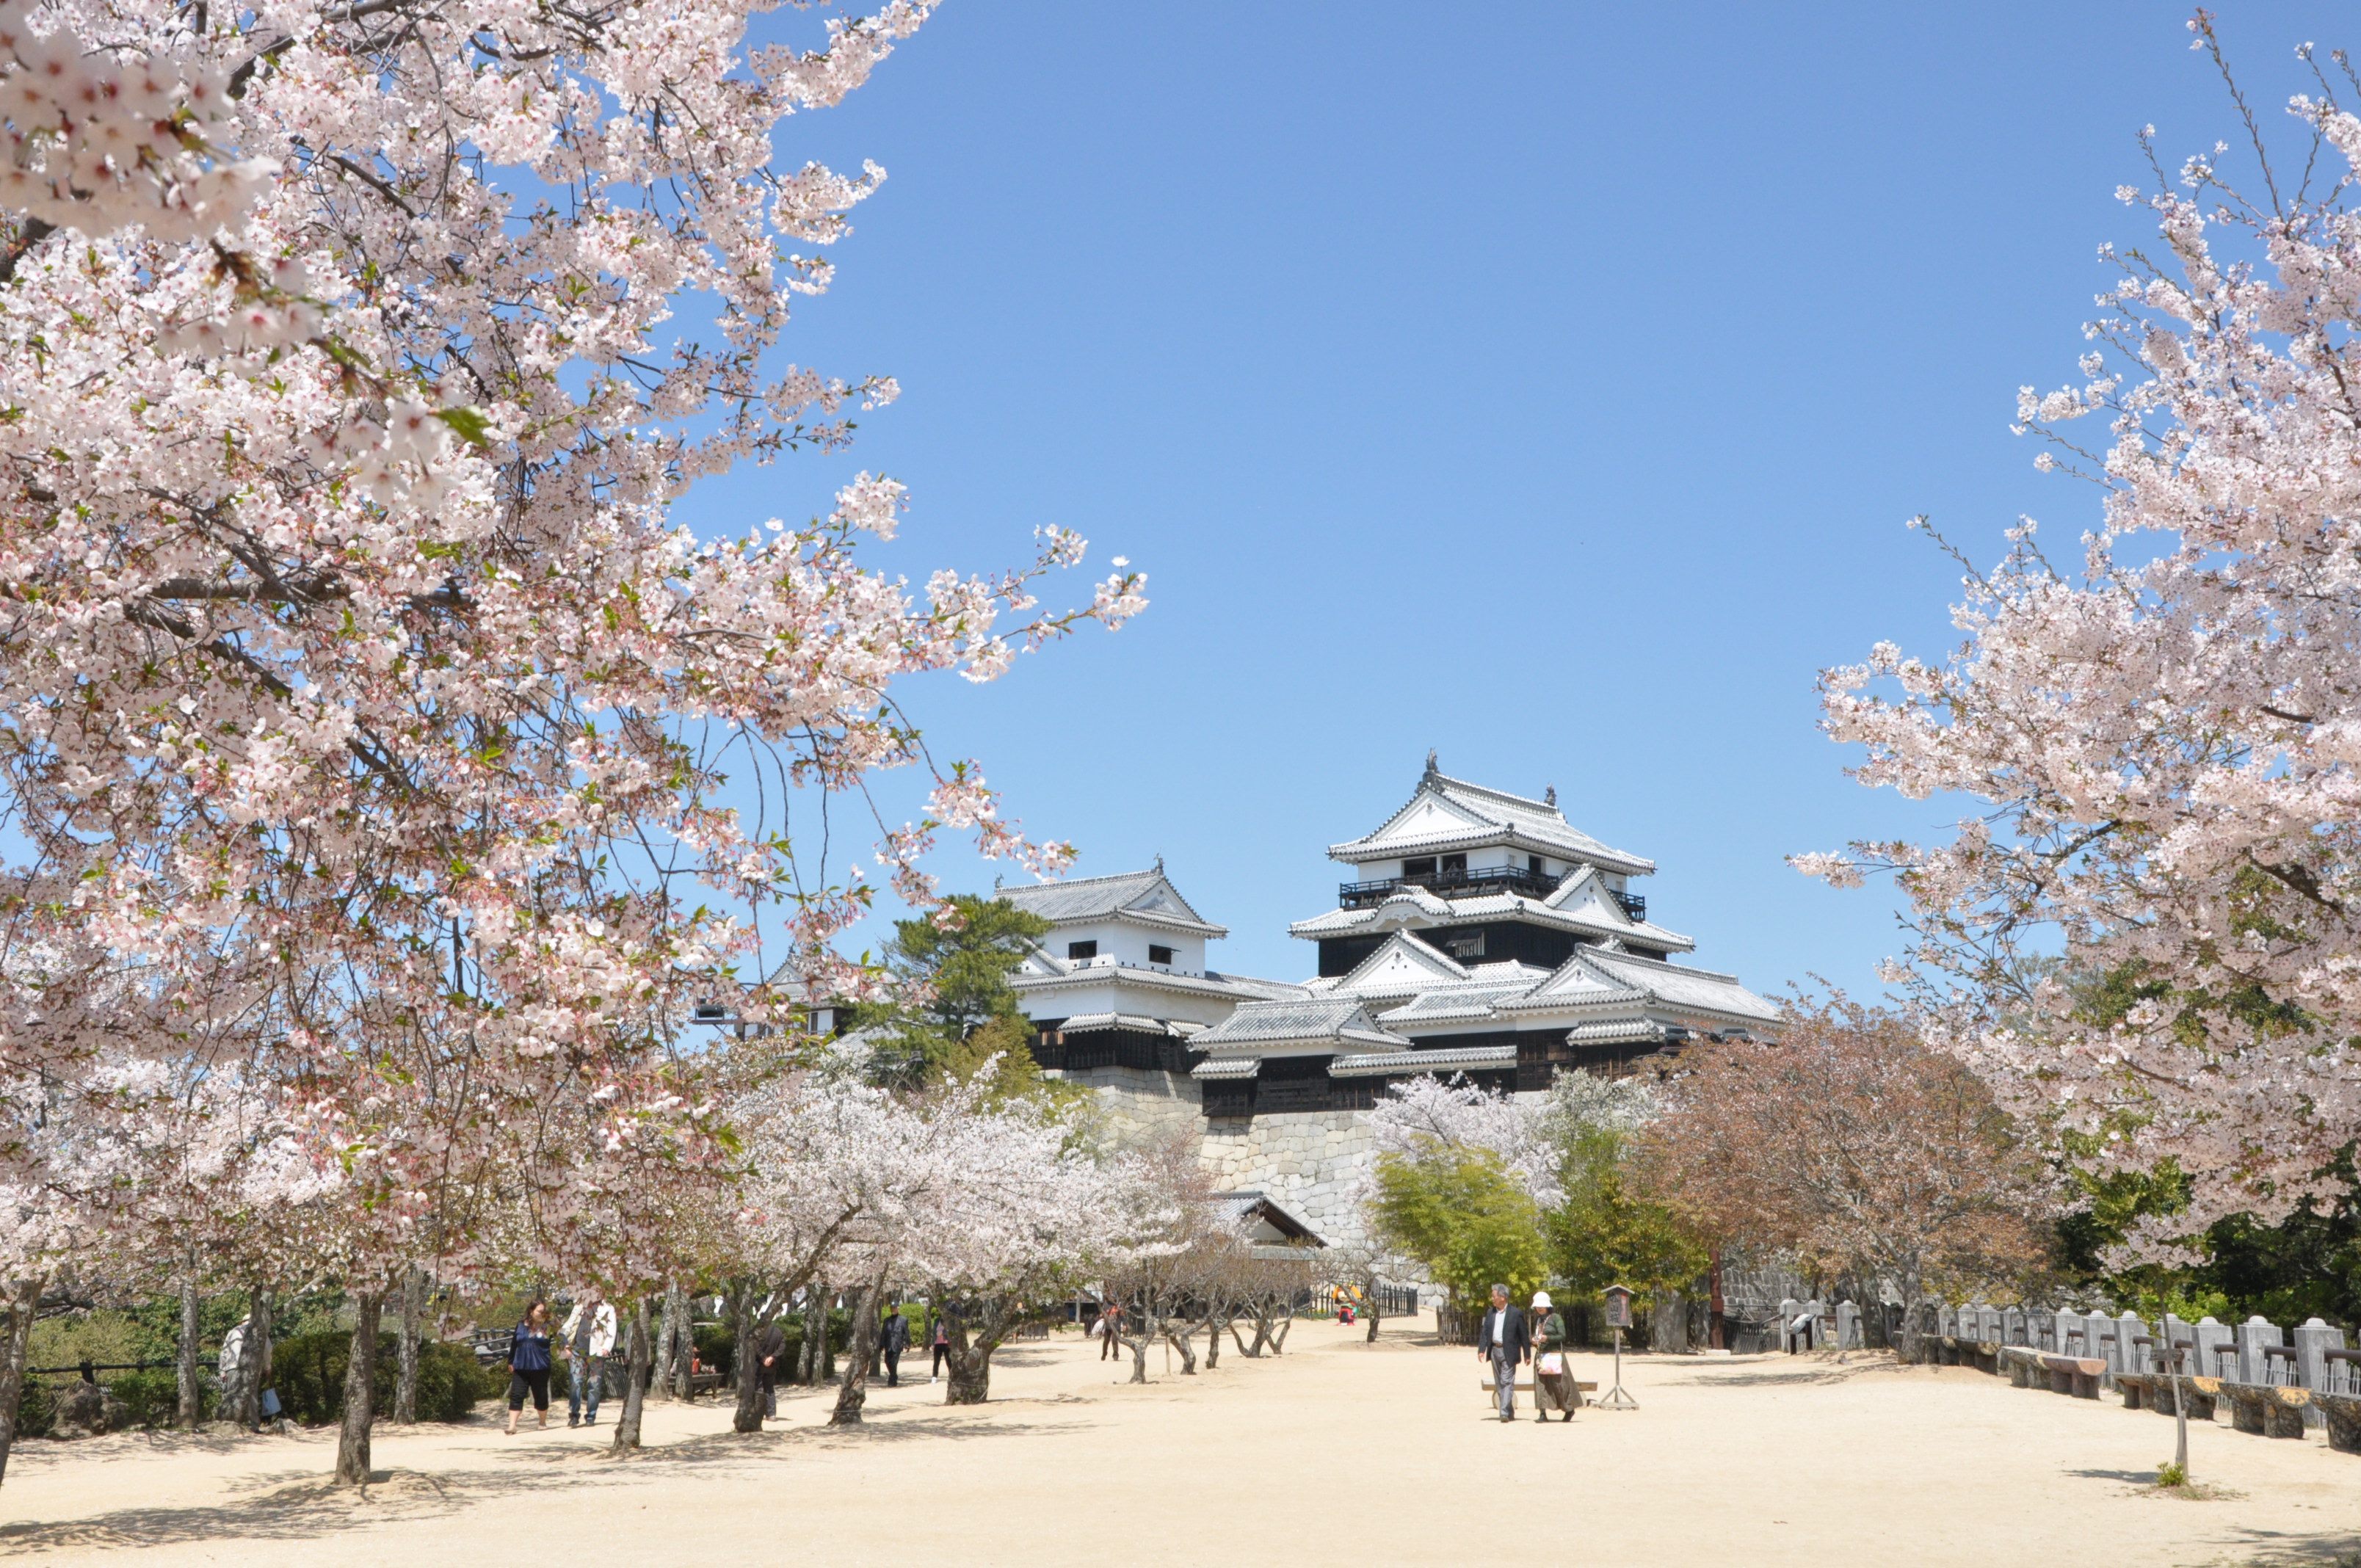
[730,1282,764,1434]
[1166,1326,1197,1374]
[175,1274,203,1429]
[394,1265,422,1423]
[1895,1273,1925,1366]
[830,1277,884,1425]
[613,1297,652,1453]
[333,1292,382,1487]
[671,1283,694,1400]
[1272,1312,1294,1354]
[945,1316,995,1406]
[0,1274,45,1488]
[652,1282,680,1401]
[244,1292,273,1428]
[1204,1318,1222,1369]
[795,1291,818,1386]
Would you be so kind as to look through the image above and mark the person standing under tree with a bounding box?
[1473,1283,1529,1423]
[931,1309,951,1384]
[1098,1302,1123,1361]
[755,1315,788,1418]
[561,1291,617,1428]
[880,1302,909,1388]
[504,1300,555,1436]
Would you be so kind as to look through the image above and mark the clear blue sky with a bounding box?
[699,1,2351,995]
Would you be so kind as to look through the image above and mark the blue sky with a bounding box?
[702,1,2353,994]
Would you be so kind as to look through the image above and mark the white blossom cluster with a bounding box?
[0,0,272,241]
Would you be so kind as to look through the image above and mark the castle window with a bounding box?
[1440,853,1467,876]
[1446,932,1486,960]
[1148,944,1175,967]
[1402,857,1436,879]
[1067,940,1097,961]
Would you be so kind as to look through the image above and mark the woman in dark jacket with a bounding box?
[505,1299,555,1434]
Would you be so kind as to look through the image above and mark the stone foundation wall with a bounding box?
[1054,1067,1382,1251]
[1059,1064,1203,1145]
[1200,1108,1380,1251]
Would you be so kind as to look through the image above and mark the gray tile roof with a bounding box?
[1327,765,1655,875]
[995,868,1226,936]
[1190,997,1411,1053]
[1328,1044,1517,1078]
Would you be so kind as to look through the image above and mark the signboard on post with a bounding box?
[1599,1285,1639,1410]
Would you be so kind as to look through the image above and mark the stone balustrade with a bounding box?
[1921,1299,2354,1455]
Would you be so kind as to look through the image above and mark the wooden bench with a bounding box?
[1479,1373,1600,1401]
[2039,1354,2106,1399]
[2001,1346,2046,1389]
[2315,1390,2361,1455]
[2219,1382,2309,1440]
[2115,1371,2158,1410]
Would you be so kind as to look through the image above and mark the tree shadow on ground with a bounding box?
[2067,1466,2161,1485]
[0,1409,1096,1554]
[0,1468,497,1553]
[2219,1531,2361,1566]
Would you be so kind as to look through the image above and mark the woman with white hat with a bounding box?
[1530,1291,1577,1422]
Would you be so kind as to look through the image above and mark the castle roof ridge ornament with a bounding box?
[1424,748,1438,777]
[1545,783,1556,807]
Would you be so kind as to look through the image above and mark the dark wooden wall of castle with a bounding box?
[1027,1025,1197,1076]
[1030,1024,1675,1117]
[1316,921,1588,978]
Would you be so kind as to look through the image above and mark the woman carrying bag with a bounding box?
[1531,1291,1578,1423]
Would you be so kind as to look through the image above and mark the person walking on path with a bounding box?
[880,1303,909,1388]
[755,1315,788,1418]
[505,1299,556,1435]
[1474,1283,1530,1423]
[1530,1291,1577,1423]
[561,1292,617,1428]
[930,1310,951,1383]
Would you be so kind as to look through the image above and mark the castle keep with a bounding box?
[1007,757,1779,1246]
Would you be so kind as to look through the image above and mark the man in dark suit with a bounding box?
[1474,1282,1530,1422]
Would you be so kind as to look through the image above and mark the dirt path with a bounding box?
[1,1322,2355,1565]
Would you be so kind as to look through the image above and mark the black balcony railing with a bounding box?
[1336,867,1648,921]
[1338,865,1561,908]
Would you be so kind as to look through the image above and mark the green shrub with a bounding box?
[104,1368,200,1429]
[270,1331,498,1426]
[12,1377,54,1438]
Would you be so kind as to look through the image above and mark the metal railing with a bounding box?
[1338,865,1562,908]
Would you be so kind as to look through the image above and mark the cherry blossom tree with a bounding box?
[1638,995,2051,1362]
[1804,18,2361,1260]
[0,0,1141,1486]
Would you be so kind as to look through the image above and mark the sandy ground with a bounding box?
[1,1321,2357,1567]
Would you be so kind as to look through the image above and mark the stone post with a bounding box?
[2162,1313,2193,1374]
[2235,1316,2284,1386]
[1835,1301,1860,1351]
[2293,1318,2343,1430]
[1778,1298,1800,1354]
[2119,1311,2150,1374]
[2054,1308,2085,1357]
[2003,1307,2026,1347]
[2031,1307,2054,1351]
[1979,1307,2003,1344]
[2194,1317,2234,1381]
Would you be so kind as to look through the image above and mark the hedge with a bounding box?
[272,1332,498,1425]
